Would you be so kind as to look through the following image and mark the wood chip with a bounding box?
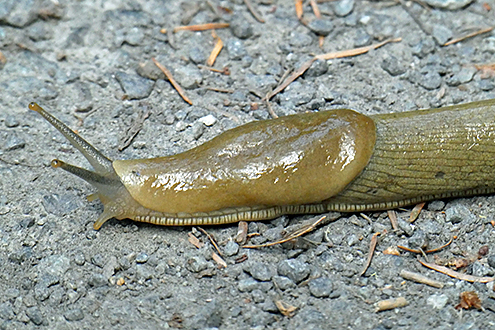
[375,297,408,312]
[456,291,482,310]
[116,277,125,286]
[188,232,204,249]
[399,269,444,288]
[418,257,495,283]
[173,22,230,32]
[383,246,400,256]
[212,251,227,268]
[244,0,265,23]
[0,50,7,68]
[387,210,398,231]
[236,221,249,244]
[443,26,493,46]
[206,37,223,67]
[359,232,380,276]
[152,58,193,105]
[408,202,425,223]
[275,300,298,317]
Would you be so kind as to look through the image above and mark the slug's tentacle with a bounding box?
[29,102,114,175]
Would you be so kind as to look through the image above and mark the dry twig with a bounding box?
[443,26,494,46]
[206,37,224,67]
[197,227,223,256]
[118,105,151,151]
[244,0,265,23]
[188,232,204,249]
[212,252,227,268]
[398,237,453,254]
[152,58,193,105]
[243,215,327,249]
[418,257,495,283]
[359,232,380,276]
[387,210,398,231]
[173,22,229,32]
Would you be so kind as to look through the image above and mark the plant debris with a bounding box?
[455,291,482,310]
[375,297,408,312]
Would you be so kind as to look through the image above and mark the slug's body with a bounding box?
[30,99,495,230]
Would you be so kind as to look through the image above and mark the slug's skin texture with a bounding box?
[30,99,495,229]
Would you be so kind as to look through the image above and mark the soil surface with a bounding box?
[1,0,495,329]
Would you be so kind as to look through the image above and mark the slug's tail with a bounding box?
[29,102,114,175]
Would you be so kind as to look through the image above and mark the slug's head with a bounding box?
[29,102,136,230]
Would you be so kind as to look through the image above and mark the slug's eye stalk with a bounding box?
[51,159,63,168]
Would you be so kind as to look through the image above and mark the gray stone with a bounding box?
[408,229,428,250]
[427,294,449,309]
[398,218,414,236]
[0,302,15,320]
[308,277,333,297]
[136,252,149,263]
[38,255,71,278]
[277,259,310,283]
[231,15,254,39]
[307,19,333,36]
[245,74,278,92]
[115,71,154,100]
[447,67,477,86]
[189,47,207,64]
[471,261,492,277]
[136,60,166,80]
[381,55,406,76]
[190,122,205,140]
[174,65,203,89]
[279,81,316,107]
[64,308,84,321]
[488,255,495,269]
[479,79,495,91]
[424,0,474,10]
[185,256,208,273]
[246,262,272,281]
[273,275,296,290]
[188,299,222,329]
[91,254,105,268]
[0,0,38,28]
[8,247,33,264]
[251,289,265,303]
[225,38,247,60]
[354,28,371,47]
[432,24,453,45]
[27,21,54,41]
[305,59,328,77]
[88,273,108,287]
[333,0,355,17]
[4,132,25,151]
[4,115,19,128]
[412,38,436,58]
[427,200,445,211]
[73,251,85,266]
[419,71,442,90]
[26,307,44,326]
[223,240,239,257]
[445,204,474,223]
[238,278,259,292]
[288,31,313,47]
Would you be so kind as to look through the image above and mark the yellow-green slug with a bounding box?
[30,99,495,230]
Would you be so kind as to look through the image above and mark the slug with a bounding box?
[30,99,495,230]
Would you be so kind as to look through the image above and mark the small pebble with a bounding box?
[277,259,310,283]
[4,132,25,151]
[423,0,474,10]
[115,71,154,100]
[412,38,436,58]
[73,251,85,266]
[198,114,217,126]
[26,307,44,326]
[272,275,296,290]
[88,273,108,287]
[288,31,313,47]
[91,254,105,268]
[0,302,15,320]
[432,24,453,45]
[230,15,253,39]
[427,200,445,211]
[189,47,207,64]
[381,55,406,76]
[354,28,371,47]
[173,65,203,89]
[225,38,247,60]
[238,278,259,292]
[223,240,239,257]
[419,71,442,90]
[136,252,149,263]
[307,19,333,36]
[487,255,495,269]
[251,289,265,303]
[4,115,19,128]
[479,79,495,91]
[185,256,208,273]
[427,294,449,309]
[447,67,477,86]
[445,204,474,223]
[246,262,272,281]
[190,122,205,140]
[308,277,333,298]
[38,255,71,278]
[333,0,355,17]
[64,308,84,321]
[408,229,428,250]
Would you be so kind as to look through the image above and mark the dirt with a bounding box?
[1,0,495,329]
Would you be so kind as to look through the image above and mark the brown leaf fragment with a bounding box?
[118,105,151,151]
[383,246,400,256]
[456,291,482,310]
[409,202,425,223]
[167,312,184,328]
[275,300,298,317]
[375,297,408,312]
[387,210,398,231]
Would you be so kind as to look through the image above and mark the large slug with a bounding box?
[30,99,495,230]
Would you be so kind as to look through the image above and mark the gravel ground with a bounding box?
[2,0,495,329]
